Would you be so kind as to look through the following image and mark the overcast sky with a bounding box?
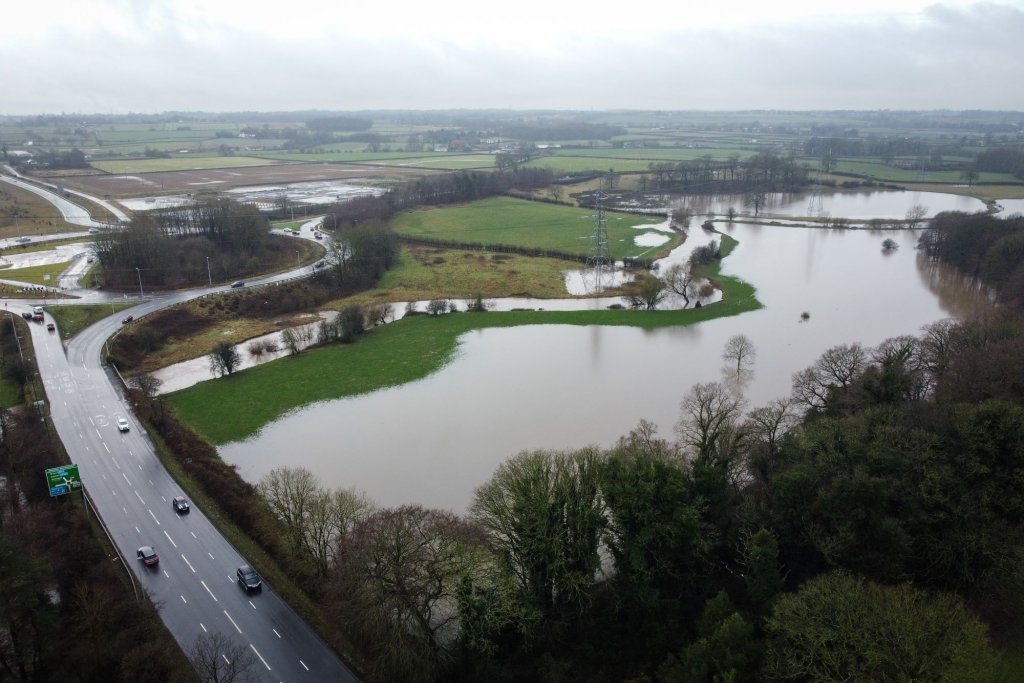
[2,0,1023,114]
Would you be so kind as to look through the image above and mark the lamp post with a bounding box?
[206,256,212,287]
[135,267,144,299]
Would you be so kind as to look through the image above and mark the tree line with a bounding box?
[644,152,808,194]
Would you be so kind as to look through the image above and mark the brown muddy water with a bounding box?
[217,221,992,511]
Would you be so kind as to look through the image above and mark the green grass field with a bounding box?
[825,158,1019,184]
[0,260,72,285]
[169,233,757,445]
[523,157,662,173]
[392,196,676,260]
[46,302,133,339]
[546,147,756,162]
[90,156,282,174]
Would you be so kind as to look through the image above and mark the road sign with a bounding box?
[45,464,82,497]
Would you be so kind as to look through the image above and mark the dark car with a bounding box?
[230,280,245,288]
[172,496,190,513]
[46,322,55,332]
[21,311,32,320]
[237,565,262,592]
[121,315,134,324]
[137,546,159,566]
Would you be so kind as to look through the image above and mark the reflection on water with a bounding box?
[219,222,994,512]
[670,189,984,220]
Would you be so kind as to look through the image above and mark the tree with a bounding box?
[189,633,257,683]
[745,190,767,216]
[675,382,746,466]
[905,203,928,228]
[470,449,605,615]
[722,334,756,376]
[791,343,868,412]
[208,341,241,377]
[882,237,899,250]
[664,263,697,308]
[624,273,667,310]
[726,206,737,222]
[657,592,759,683]
[742,528,783,615]
[960,163,979,186]
[763,572,996,682]
[332,505,492,682]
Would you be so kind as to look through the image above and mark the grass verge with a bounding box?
[46,302,133,339]
[0,260,72,285]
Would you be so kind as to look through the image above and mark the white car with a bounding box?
[116,417,130,432]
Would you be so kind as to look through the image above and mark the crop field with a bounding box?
[90,156,282,174]
[392,196,678,260]
[545,147,757,162]
[354,155,496,170]
[523,156,657,173]
[254,151,451,163]
[828,158,1018,184]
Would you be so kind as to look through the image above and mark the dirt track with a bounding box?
[54,163,433,198]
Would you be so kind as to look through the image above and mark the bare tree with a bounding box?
[723,334,757,375]
[791,343,868,411]
[189,633,257,683]
[664,263,697,308]
[208,341,241,378]
[257,466,322,556]
[743,398,798,493]
[333,505,495,682]
[746,190,768,217]
[905,204,928,229]
[675,382,746,466]
[726,206,737,222]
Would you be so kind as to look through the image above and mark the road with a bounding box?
[0,172,112,228]
[2,164,130,223]
[21,219,355,682]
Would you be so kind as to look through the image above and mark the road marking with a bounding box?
[147,509,160,525]
[137,464,142,471]
[148,479,154,486]
[128,449,134,457]
[160,495,166,502]
[112,456,119,469]
[134,491,145,504]
[88,417,94,426]
[95,429,101,439]
[222,654,230,665]
[122,506,127,515]
[300,660,309,671]
[273,628,281,639]
[181,554,195,573]
[163,570,169,578]
[201,580,218,602]
[190,531,197,539]
[200,622,207,633]
[134,526,140,534]
[180,595,187,603]
[208,552,215,560]
[249,600,256,610]
[121,473,130,485]
[163,530,177,548]
[223,610,242,634]
[101,473,107,481]
[102,442,110,453]
[250,644,271,671]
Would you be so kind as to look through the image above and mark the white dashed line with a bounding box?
[300,659,309,671]
[147,509,160,525]
[134,526,140,534]
[134,491,145,504]
[112,456,120,469]
[250,644,271,671]
[163,570,169,578]
[223,610,242,634]
[181,554,195,573]
[163,530,177,548]
[249,600,256,610]
[190,531,197,539]
[180,595,187,603]
[222,654,231,665]
[102,442,110,453]
[273,628,281,639]
[201,580,218,602]
[200,622,207,633]
[121,473,130,485]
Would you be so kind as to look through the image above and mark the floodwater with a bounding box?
[996,198,1024,215]
[218,220,992,512]
[670,188,984,219]
[118,180,381,211]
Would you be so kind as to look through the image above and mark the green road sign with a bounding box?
[45,464,82,497]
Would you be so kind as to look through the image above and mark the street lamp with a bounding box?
[206,256,212,287]
[135,267,144,299]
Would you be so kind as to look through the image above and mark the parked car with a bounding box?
[46,322,55,332]
[230,281,245,288]
[237,565,262,592]
[121,315,134,324]
[116,417,130,432]
[172,496,190,513]
[137,546,159,566]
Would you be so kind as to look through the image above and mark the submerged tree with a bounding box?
[208,341,241,377]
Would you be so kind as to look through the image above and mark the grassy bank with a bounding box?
[169,234,757,445]
[47,302,133,339]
